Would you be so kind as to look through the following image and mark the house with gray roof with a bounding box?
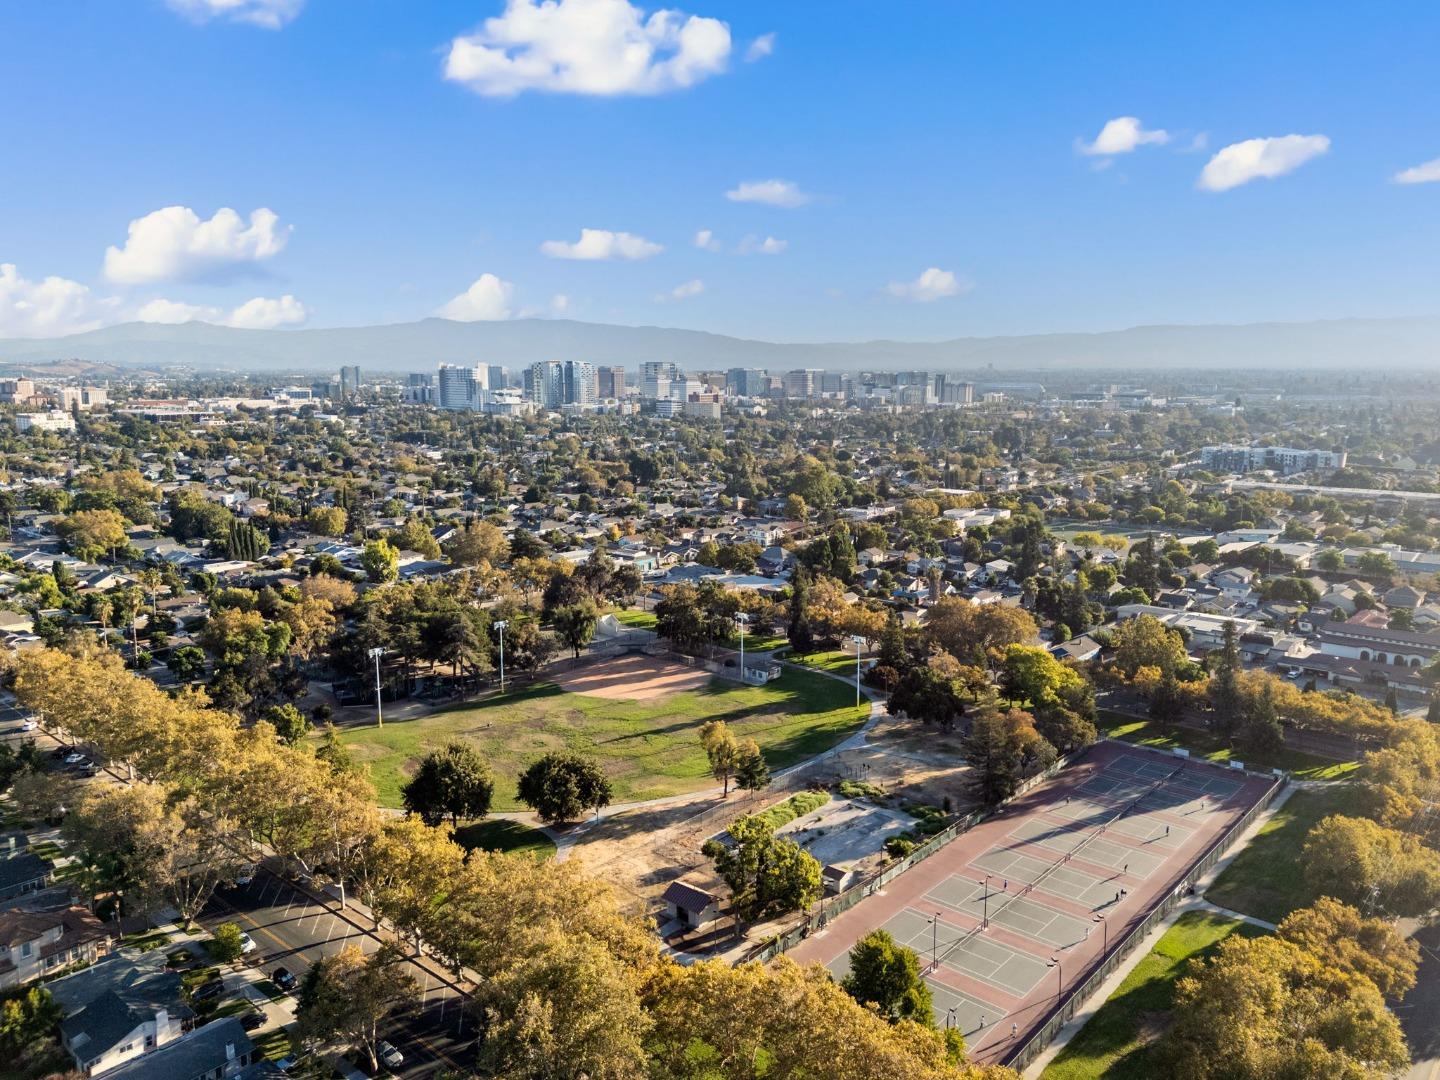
[100,1017,254,1080]
[50,949,192,1076]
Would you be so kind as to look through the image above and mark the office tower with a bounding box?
[597,366,625,399]
[339,365,361,398]
[437,364,488,410]
[641,361,680,399]
[405,373,435,404]
[488,365,509,390]
[784,369,821,399]
[725,368,767,397]
[564,361,597,405]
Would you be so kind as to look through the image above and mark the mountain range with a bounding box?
[1,315,1438,374]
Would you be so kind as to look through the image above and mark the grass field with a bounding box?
[1041,910,1266,1080]
[453,818,556,859]
[787,648,868,677]
[1096,711,1358,782]
[612,609,657,630]
[339,665,869,811]
[1204,786,1353,924]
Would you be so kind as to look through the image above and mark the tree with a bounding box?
[841,930,934,1026]
[516,752,613,823]
[264,703,310,746]
[1238,681,1284,758]
[389,518,441,560]
[0,986,62,1058]
[924,597,1037,668]
[734,738,771,794]
[1208,620,1244,737]
[223,519,269,561]
[702,816,821,923]
[700,720,742,795]
[1277,897,1420,1000]
[1112,614,1188,678]
[963,708,1056,804]
[1302,814,1440,918]
[304,506,348,537]
[167,644,206,682]
[296,943,417,1073]
[888,666,967,730]
[1149,667,1185,735]
[552,600,599,659]
[447,519,509,566]
[788,565,815,652]
[361,538,400,583]
[210,921,246,962]
[401,741,495,828]
[55,509,128,561]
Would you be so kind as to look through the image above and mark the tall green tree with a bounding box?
[401,741,495,828]
[841,929,935,1026]
[702,816,821,923]
[516,752,613,823]
[1208,620,1244,737]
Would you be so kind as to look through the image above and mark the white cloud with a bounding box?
[655,278,704,302]
[444,0,731,98]
[104,206,290,284]
[550,293,571,313]
[693,228,721,251]
[165,0,304,29]
[725,178,810,207]
[137,294,308,329]
[437,274,517,321]
[1394,157,1440,185]
[1198,134,1330,192]
[540,228,663,261]
[737,234,786,255]
[884,267,968,302]
[0,264,117,338]
[224,294,308,329]
[745,32,775,61]
[1080,116,1170,156]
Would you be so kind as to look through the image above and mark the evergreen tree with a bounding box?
[734,739,771,794]
[787,565,815,652]
[1240,682,1284,758]
[1149,667,1184,736]
[1209,620,1243,738]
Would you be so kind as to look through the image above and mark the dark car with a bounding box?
[241,1011,266,1032]
[191,978,226,1002]
[271,966,297,992]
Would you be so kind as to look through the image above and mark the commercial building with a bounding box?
[726,368,767,397]
[641,361,680,400]
[404,373,435,404]
[437,364,489,411]
[1200,445,1347,475]
[526,360,595,407]
[0,378,38,404]
[16,411,76,433]
[784,369,821,399]
[56,386,108,411]
[597,365,626,399]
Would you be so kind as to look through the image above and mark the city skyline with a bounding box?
[2,1,1439,345]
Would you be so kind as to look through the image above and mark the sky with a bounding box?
[2,0,1439,343]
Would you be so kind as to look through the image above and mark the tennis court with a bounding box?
[788,741,1275,1066]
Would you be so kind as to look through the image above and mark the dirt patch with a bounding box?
[553,653,713,701]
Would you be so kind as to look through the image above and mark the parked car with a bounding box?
[233,868,256,887]
[378,1041,404,1069]
[19,717,38,732]
[51,746,73,760]
[271,966,297,992]
[241,1011,266,1032]
[63,751,86,765]
[239,931,258,955]
[275,1053,301,1073]
[191,978,226,1002]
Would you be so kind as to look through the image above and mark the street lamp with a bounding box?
[1094,912,1108,952]
[928,911,943,970]
[852,634,865,707]
[367,647,385,728]
[1048,955,1062,997]
[494,620,509,693]
[980,874,991,928]
[737,612,750,683]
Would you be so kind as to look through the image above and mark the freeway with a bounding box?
[199,870,478,1078]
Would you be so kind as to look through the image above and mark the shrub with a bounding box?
[838,780,885,800]
[885,837,916,858]
[743,790,830,833]
[209,922,245,963]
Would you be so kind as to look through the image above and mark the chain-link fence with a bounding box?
[1003,771,1284,1072]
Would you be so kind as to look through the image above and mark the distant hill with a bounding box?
[1,315,1438,374]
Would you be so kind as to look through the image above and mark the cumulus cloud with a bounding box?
[104,206,290,284]
[693,228,721,251]
[745,32,775,61]
[0,264,117,338]
[444,0,731,98]
[725,178,810,207]
[550,293,571,313]
[1080,116,1170,156]
[737,234,786,255]
[884,267,968,302]
[437,274,517,321]
[1395,157,1440,185]
[165,0,304,29]
[540,228,663,260]
[1198,134,1330,192]
[137,294,308,328]
[655,278,704,302]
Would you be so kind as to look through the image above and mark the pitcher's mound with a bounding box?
[555,653,714,702]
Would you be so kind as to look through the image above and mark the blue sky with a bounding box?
[2,0,1438,341]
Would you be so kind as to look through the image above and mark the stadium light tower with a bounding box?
[494,620,509,693]
[737,612,750,683]
[367,647,385,727]
[852,634,865,706]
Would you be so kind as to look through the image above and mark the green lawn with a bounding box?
[612,609,657,630]
[1205,786,1354,924]
[453,818,556,859]
[1096,711,1359,781]
[1041,910,1266,1080]
[338,667,869,810]
[788,648,867,677]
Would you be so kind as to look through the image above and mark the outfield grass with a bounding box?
[1096,711,1359,782]
[788,648,867,677]
[1204,786,1354,924]
[612,609,657,630]
[339,666,868,811]
[453,818,556,859]
[1041,910,1266,1080]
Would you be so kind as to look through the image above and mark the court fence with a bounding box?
[1002,771,1284,1072]
[738,747,1086,965]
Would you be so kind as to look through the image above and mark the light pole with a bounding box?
[1094,912,1107,951]
[852,634,865,707]
[1048,955,1062,997]
[737,612,749,683]
[928,911,943,970]
[946,1006,957,1031]
[367,647,385,728]
[980,874,991,928]
[494,620,508,693]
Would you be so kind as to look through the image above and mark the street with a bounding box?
[200,871,477,1078]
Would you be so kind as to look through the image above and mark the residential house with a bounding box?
[50,950,193,1076]
[0,851,53,903]
[0,906,111,988]
[1316,622,1440,670]
[101,1017,254,1080]
[1384,584,1426,610]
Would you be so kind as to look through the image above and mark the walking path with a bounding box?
[1021,783,1296,1078]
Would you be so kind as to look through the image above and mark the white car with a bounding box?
[19,717,38,732]
[378,1040,404,1069]
[238,932,257,955]
[63,751,86,764]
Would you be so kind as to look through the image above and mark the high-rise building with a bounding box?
[597,366,625,399]
[726,368,767,397]
[527,360,595,407]
[488,365,509,390]
[564,361,596,405]
[641,361,680,400]
[405,373,435,405]
[437,364,488,410]
[936,375,974,405]
[339,366,362,398]
[784,369,821,399]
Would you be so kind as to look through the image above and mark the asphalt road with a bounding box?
[1398,923,1440,1080]
[200,871,477,1078]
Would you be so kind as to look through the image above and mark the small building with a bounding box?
[50,950,193,1076]
[660,880,720,929]
[101,1017,255,1080]
[0,851,54,903]
[0,906,111,988]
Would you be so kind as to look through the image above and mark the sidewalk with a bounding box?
[1021,783,1297,1078]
